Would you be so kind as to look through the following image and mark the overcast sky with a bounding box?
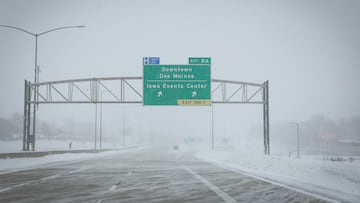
[1,0,360,132]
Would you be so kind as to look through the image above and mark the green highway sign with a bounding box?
[143,64,211,106]
[188,57,211,64]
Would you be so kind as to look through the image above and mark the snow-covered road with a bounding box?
[0,147,329,202]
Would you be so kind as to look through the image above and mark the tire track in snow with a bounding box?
[0,166,92,193]
[181,164,238,203]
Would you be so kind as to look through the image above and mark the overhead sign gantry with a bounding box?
[23,57,270,155]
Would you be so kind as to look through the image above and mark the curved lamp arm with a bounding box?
[0,25,85,37]
[38,25,85,36]
[0,24,35,36]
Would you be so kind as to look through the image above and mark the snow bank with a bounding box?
[0,147,143,174]
[0,139,124,153]
[197,150,360,202]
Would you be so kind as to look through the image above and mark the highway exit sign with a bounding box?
[188,57,211,65]
[143,63,211,106]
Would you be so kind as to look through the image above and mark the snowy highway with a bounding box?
[0,147,329,203]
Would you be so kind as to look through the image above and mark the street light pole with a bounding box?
[0,25,85,151]
[211,104,214,151]
[123,110,126,147]
[289,122,300,159]
[95,103,97,150]
[120,105,139,147]
[100,96,102,149]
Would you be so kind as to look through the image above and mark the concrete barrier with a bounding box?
[1,149,118,159]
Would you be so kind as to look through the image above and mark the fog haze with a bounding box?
[1,0,360,149]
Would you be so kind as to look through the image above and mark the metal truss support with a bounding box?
[23,77,270,155]
[30,77,142,104]
[263,81,270,155]
[211,79,270,155]
[211,79,264,104]
[23,80,32,151]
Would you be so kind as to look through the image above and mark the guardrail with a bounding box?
[0,146,142,159]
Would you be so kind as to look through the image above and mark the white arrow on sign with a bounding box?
[157,91,163,97]
[192,91,197,97]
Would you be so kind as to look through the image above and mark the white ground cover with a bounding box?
[0,145,144,174]
[197,150,360,202]
[0,139,124,153]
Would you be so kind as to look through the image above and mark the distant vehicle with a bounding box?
[330,157,345,162]
[173,145,179,150]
